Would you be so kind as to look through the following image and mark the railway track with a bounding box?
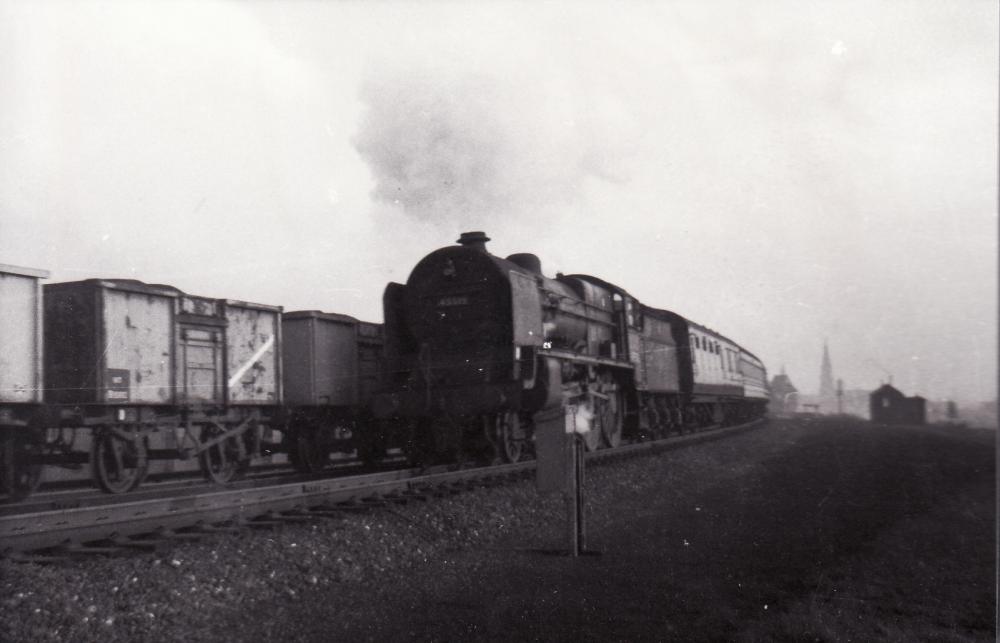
[2,419,764,560]
[0,454,406,517]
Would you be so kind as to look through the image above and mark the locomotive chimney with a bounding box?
[456,231,490,252]
[506,253,542,275]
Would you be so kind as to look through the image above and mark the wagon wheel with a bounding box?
[600,392,624,448]
[92,428,148,494]
[1,429,45,501]
[199,425,250,484]
[487,411,524,464]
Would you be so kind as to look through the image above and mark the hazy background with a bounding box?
[1,1,996,405]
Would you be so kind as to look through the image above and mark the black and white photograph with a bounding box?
[0,1,996,641]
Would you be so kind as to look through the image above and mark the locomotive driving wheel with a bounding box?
[92,427,148,494]
[1,428,44,500]
[487,411,524,464]
[199,424,250,484]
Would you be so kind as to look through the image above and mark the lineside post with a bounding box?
[537,403,589,557]
[565,409,582,556]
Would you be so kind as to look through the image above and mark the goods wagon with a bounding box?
[0,264,48,497]
[39,278,283,493]
[281,310,386,470]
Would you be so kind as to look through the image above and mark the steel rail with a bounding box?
[1,457,405,517]
[1,419,765,557]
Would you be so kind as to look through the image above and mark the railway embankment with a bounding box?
[2,417,994,642]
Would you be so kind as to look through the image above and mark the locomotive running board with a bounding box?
[537,348,633,369]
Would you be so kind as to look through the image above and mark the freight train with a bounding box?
[0,232,767,500]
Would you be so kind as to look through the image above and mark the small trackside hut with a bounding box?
[42,278,283,493]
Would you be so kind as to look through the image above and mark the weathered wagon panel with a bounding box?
[45,280,178,405]
[45,280,285,407]
[0,265,48,404]
[282,310,358,406]
[282,311,372,407]
[101,288,174,404]
[224,301,281,404]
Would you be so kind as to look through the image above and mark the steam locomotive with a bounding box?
[0,232,766,500]
[373,231,768,464]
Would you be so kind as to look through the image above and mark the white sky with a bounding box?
[1,0,996,403]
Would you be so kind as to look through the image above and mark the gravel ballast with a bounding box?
[2,418,994,642]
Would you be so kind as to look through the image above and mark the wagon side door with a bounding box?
[177,325,224,404]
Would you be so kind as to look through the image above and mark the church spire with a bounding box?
[819,341,835,403]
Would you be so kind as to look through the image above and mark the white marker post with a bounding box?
[566,403,589,556]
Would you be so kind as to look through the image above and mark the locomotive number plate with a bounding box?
[437,295,469,307]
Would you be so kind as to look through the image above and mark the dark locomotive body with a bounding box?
[375,232,768,463]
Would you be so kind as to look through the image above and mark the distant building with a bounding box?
[769,370,799,416]
[869,384,926,425]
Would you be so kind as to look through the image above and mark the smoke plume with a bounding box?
[353,65,635,226]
